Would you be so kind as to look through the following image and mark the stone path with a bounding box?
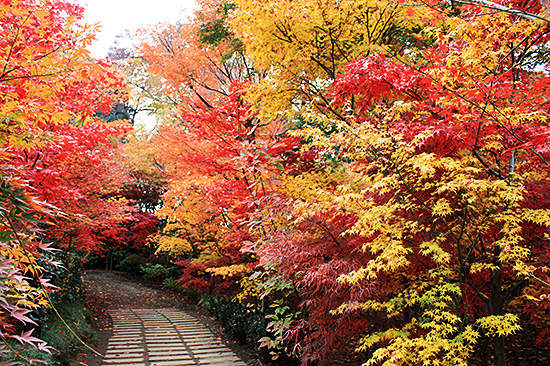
[103,308,247,366]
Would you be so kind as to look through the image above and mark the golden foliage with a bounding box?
[231,0,442,120]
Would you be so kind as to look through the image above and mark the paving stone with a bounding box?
[198,359,247,365]
[146,336,180,341]
[147,345,188,351]
[113,328,140,334]
[108,345,144,351]
[108,341,141,346]
[105,348,145,354]
[103,356,145,363]
[104,354,146,360]
[181,333,215,338]
[149,361,194,366]
[189,343,226,349]
[110,336,140,341]
[148,355,194,362]
[146,338,183,343]
[148,352,191,359]
[194,351,236,358]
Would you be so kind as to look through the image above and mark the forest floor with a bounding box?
[80,270,264,366]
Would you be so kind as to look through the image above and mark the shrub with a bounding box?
[140,263,175,280]
[41,301,96,365]
[201,295,300,363]
[201,296,268,348]
[0,342,53,365]
[2,253,97,365]
[163,277,185,292]
[116,253,148,274]
[164,277,203,303]
[40,251,85,304]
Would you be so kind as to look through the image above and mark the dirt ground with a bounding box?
[80,270,264,366]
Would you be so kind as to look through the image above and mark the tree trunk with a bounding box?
[105,251,113,271]
[494,335,506,366]
[492,245,507,366]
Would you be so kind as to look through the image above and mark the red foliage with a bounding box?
[153,81,299,269]
[10,122,135,252]
[252,194,381,362]
[256,42,550,363]
[126,212,160,248]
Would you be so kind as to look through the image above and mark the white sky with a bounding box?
[75,0,198,59]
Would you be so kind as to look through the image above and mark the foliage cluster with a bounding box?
[2,250,96,365]
[140,263,177,280]
[163,277,202,302]
[201,296,267,346]
[2,300,95,366]
[115,252,149,274]
[38,299,96,365]
[201,294,300,364]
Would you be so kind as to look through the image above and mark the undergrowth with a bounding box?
[1,251,98,365]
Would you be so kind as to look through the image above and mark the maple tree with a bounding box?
[148,79,297,293]
[229,0,442,122]
[15,122,133,250]
[0,0,121,150]
[130,0,295,296]
[135,0,253,112]
[120,132,166,212]
[233,6,549,366]
[0,0,140,361]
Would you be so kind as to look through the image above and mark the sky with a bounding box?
[75,0,198,59]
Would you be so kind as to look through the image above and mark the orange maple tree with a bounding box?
[135,0,252,112]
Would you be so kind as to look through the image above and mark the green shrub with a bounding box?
[163,277,202,302]
[201,296,268,349]
[185,287,202,303]
[10,251,98,365]
[163,277,184,292]
[41,301,96,365]
[0,282,97,366]
[140,263,175,280]
[258,299,302,361]
[40,252,97,365]
[116,253,148,274]
[40,251,84,304]
[0,341,53,366]
[201,295,300,363]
